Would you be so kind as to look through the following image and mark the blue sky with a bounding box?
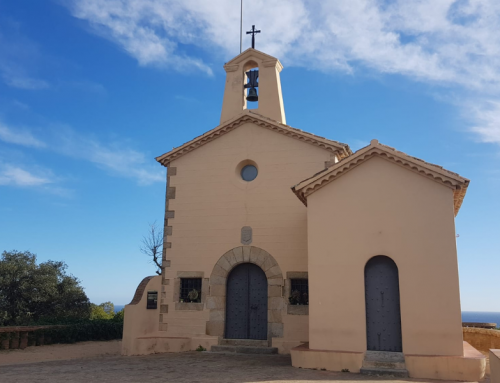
[0,0,499,311]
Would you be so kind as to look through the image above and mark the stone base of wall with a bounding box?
[273,338,306,355]
[123,335,219,356]
[129,336,190,355]
[291,341,485,381]
[190,336,219,352]
[405,342,486,381]
[290,343,364,373]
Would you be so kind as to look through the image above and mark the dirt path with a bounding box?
[0,340,121,365]
[0,345,490,383]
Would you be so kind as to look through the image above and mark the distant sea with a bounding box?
[111,306,498,325]
[462,312,500,326]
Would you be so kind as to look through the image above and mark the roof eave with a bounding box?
[155,111,351,167]
[292,139,470,216]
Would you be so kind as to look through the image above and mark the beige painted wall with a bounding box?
[122,276,161,355]
[491,350,500,383]
[306,155,463,356]
[161,121,333,341]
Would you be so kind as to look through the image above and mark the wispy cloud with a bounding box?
[1,71,50,90]
[0,122,46,148]
[0,163,52,187]
[64,80,106,95]
[469,100,500,145]
[53,126,163,185]
[0,160,73,197]
[67,0,214,75]
[0,21,51,90]
[0,121,162,186]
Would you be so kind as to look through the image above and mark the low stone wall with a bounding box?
[0,325,66,350]
[463,327,500,352]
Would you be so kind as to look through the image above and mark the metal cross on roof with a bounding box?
[246,25,261,49]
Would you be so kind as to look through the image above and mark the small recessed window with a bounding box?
[241,165,258,181]
[290,279,308,305]
[146,291,158,309]
[180,278,202,303]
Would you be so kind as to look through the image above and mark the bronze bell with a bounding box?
[246,87,258,102]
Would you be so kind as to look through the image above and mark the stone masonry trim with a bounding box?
[206,246,284,340]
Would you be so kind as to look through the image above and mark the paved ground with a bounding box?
[0,340,121,366]
[0,349,489,383]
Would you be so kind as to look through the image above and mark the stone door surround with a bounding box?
[206,246,284,341]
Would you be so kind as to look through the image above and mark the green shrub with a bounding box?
[113,309,124,322]
[32,320,123,345]
[0,332,10,341]
[90,302,115,320]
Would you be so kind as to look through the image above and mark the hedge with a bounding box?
[36,320,123,344]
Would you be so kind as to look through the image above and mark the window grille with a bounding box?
[146,291,158,309]
[180,278,202,303]
[290,279,308,305]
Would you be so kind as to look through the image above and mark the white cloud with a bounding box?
[66,0,500,89]
[0,123,46,148]
[51,127,163,185]
[0,164,52,187]
[469,100,500,145]
[0,161,73,196]
[64,80,106,95]
[2,74,50,90]
[67,0,216,75]
[0,24,51,90]
[0,121,163,185]
[65,0,500,149]
[56,129,164,185]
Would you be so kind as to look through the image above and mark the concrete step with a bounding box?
[211,345,278,354]
[219,339,269,347]
[360,367,409,378]
[361,351,408,377]
[364,350,405,363]
[362,360,406,370]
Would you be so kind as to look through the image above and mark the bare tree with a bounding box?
[140,222,163,275]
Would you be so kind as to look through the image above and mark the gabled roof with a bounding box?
[292,139,469,216]
[224,48,282,71]
[155,110,352,166]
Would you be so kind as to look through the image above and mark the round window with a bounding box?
[241,165,258,182]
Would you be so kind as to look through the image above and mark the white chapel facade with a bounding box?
[122,48,485,381]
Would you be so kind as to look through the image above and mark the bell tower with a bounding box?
[220,48,286,125]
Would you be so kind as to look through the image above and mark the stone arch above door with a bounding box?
[206,246,284,341]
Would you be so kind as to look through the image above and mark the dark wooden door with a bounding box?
[365,256,402,352]
[225,263,268,340]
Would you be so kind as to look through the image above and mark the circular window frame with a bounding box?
[241,165,258,182]
[236,160,259,183]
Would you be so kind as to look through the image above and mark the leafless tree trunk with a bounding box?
[141,222,163,275]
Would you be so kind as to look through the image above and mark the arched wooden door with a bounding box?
[225,263,268,340]
[364,256,402,352]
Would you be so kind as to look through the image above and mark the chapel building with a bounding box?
[122,48,485,381]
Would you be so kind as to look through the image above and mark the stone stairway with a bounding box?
[211,339,278,354]
[360,351,409,377]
